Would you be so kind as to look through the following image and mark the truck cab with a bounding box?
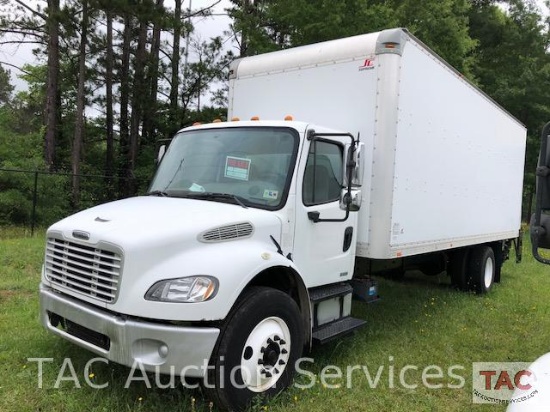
[40,119,364,411]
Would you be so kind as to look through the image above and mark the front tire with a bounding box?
[206,287,303,411]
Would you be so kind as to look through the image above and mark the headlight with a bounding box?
[145,276,218,303]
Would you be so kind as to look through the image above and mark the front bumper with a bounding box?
[39,284,220,377]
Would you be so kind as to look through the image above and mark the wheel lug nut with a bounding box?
[267,338,274,344]
[274,368,279,374]
[258,359,264,365]
[279,339,286,345]
[281,349,288,354]
[274,335,280,341]
[278,360,286,365]
[265,372,272,378]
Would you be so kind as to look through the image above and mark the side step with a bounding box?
[312,317,366,345]
[309,283,352,303]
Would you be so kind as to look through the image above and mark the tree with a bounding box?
[44,0,61,170]
[118,5,133,196]
[71,0,91,207]
[0,64,14,105]
[142,0,165,144]
[169,0,183,128]
[104,5,115,185]
[180,36,233,116]
[11,64,46,135]
[1,0,62,170]
[392,0,477,76]
[468,0,550,219]
[226,0,476,77]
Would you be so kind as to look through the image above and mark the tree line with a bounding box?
[0,0,549,226]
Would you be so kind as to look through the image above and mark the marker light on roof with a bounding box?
[284,115,294,121]
[250,116,260,121]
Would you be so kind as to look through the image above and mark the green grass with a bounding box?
[1,230,549,411]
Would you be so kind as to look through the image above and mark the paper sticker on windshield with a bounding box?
[263,189,279,200]
[225,156,251,181]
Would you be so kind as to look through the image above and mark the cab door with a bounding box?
[292,133,358,288]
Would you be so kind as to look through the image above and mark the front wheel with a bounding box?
[206,287,304,411]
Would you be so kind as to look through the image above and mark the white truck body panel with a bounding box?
[228,28,527,259]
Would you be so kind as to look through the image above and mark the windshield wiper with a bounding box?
[186,192,248,208]
[146,190,170,197]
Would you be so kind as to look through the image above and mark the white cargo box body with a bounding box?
[228,28,527,259]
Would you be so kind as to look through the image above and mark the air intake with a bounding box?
[199,222,254,243]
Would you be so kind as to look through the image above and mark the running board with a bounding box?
[312,317,366,345]
[309,283,353,303]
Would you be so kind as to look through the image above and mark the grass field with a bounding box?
[1,227,549,411]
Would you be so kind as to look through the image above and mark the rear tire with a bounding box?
[468,245,495,294]
[206,287,303,411]
[448,248,470,290]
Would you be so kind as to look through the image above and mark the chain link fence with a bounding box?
[1,167,536,236]
[0,168,150,235]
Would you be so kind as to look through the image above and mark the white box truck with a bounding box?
[39,28,526,410]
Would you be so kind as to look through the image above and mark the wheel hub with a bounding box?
[263,342,280,367]
[484,257,494,289]
[240,317,291,392]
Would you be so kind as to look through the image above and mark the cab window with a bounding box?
[303,140,343,205]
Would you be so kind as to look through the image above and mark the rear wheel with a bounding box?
[468,245,495,294]
[206,287,303,411]
[448,248,470,290]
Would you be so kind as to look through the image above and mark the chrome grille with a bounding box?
[45,238,122,303]
[200,222,254,242]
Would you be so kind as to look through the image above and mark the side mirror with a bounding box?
[340,188,362,211]
[344,142,365,187]
[530,121,550,264]
[157,144,166,164]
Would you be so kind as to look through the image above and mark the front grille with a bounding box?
[45,238,122,303]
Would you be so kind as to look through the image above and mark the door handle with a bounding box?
[343,226,353,252]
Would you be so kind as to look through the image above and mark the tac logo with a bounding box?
[358,57,375,71]
[479,369,532,391]
[472,362,537,404]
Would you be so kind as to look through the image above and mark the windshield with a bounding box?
[149,127,298,209]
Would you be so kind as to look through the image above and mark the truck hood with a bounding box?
[48,196,282,249]
[44,196,286,316]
